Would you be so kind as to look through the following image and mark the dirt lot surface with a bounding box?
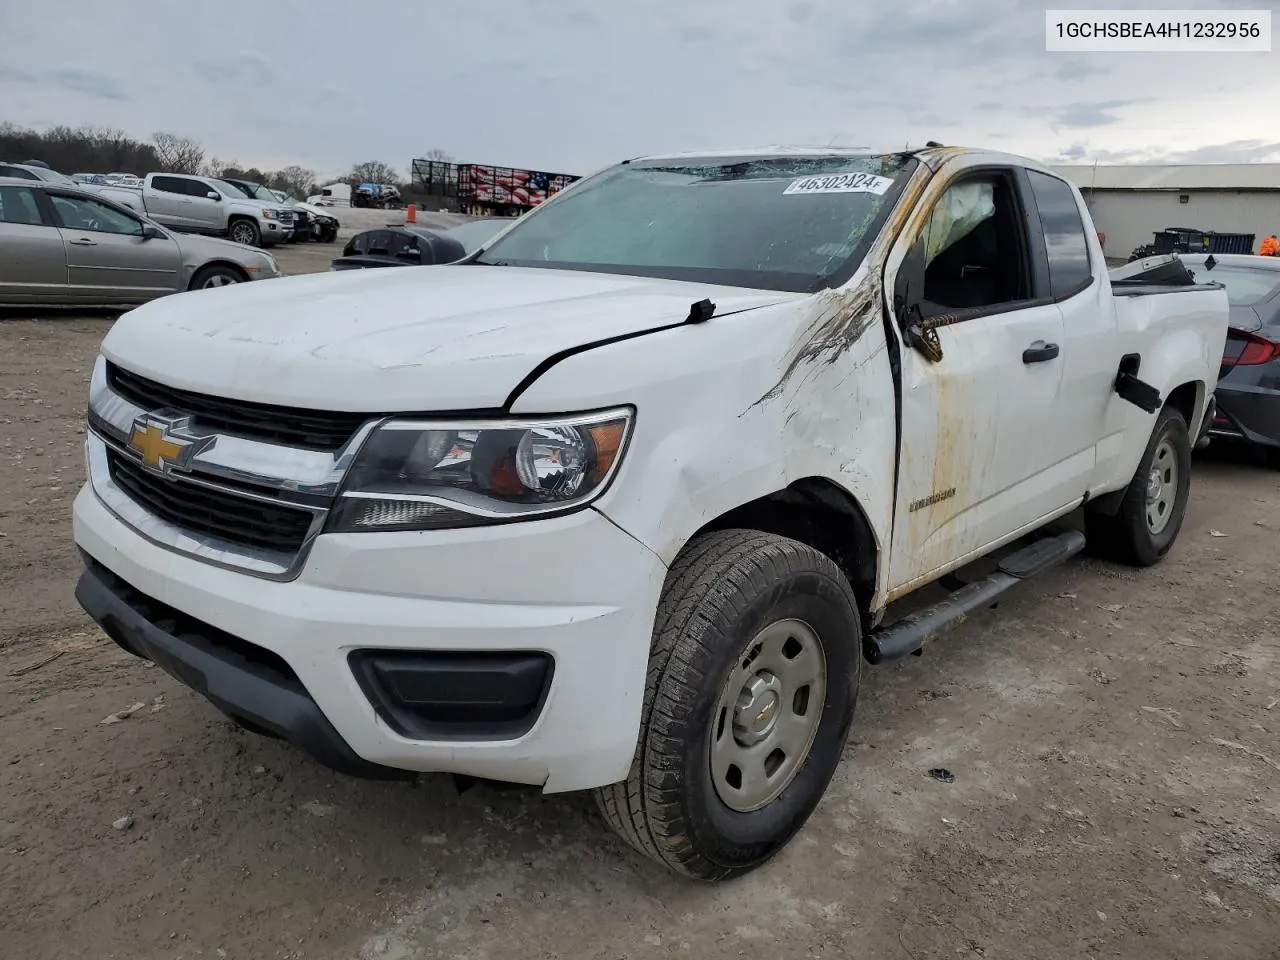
[2,267,1278,959]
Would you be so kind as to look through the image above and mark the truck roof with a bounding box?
[628,144,1057,176]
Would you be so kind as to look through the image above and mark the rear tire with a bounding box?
[594,529,860,880]
[1086,405,1191,566]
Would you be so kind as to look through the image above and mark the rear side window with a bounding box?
[0,164,40,180]
[151,176,187,195]
[0,185,44,224]
[1027,170,1092,299]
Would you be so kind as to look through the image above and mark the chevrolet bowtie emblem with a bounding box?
[128,415,210,473]
[756,702,775,724]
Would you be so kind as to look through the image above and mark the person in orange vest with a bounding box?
[1261,234,1280,256]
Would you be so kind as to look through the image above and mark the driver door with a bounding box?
[46,192,181,303]
[885,165,1070,595]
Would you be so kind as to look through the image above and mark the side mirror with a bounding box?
[141,224,166,240]
[206,191,220,201]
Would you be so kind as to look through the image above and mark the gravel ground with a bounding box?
[1,265,1278,960]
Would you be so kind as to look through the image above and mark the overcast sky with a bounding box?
[1,0,1277,181]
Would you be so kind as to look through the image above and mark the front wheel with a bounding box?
[594,529,860,880]
[229,218,261,247]
[189,264,247,290]
[1086,404,1192,566]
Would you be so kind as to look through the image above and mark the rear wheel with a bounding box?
[594,529,861,880]
[189,264,247,290]
[1086,405,1192,566]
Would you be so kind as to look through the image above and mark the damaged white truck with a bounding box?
[73,145,1229,880]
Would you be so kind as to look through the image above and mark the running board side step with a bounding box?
[865,529,1087,664]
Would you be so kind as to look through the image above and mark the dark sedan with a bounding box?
[1182,253,1280,464]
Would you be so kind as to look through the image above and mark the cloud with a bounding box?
[1053,100,1147,128]
[0,64,36,84]
[1164,140,1280,163]
[0,0,1273,177]
[1052,59,1109,82]
[192,52,275,87]
[1049,139,1280,165]
[48,68,127,101]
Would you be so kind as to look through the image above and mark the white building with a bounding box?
[1048,163,1280,260]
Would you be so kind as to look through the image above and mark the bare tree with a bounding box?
[202,156,236,178]
[270,164,316,198]
[422,148,453,163]
[348,160,401,186]
[152,131,206,174]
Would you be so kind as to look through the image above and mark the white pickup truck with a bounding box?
[98,173,293,247]
[73,145,1228,880]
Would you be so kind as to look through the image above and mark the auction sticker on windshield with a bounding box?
[783,172,894,196]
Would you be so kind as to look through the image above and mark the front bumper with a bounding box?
[73,484,666,792]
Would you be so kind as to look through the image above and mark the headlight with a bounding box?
[325,408,633,533]
[262,208,278,220]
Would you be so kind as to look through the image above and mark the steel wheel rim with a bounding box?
[1145,438,1178,535]
[709,618,827,813]
[202,273,238,288]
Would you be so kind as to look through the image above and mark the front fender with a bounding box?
[509,296,897,573]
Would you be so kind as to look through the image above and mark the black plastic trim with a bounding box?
[348,649,554,742]
[74,553,413,781]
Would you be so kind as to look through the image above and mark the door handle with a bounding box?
[1022,340,1060,364]
[68,237,97,246]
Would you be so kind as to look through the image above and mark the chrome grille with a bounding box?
[106,448,314,554]
[106,361,372,450]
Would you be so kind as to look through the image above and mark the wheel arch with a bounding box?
[687,477,882,631]
[1164,379,1204,430]
[188,259,251,290]
[1089,381,1202,517]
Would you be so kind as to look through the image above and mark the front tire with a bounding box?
[189,264,247,290]
[594,529,860,880]
[1086,404,1192,566]
[229,218,261,247]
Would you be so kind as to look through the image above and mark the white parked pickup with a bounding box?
[72,146,1228,880]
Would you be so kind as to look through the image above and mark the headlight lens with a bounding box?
[262,208,278,220]
[325,408,632,532]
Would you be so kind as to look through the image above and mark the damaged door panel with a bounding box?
[882,164,1069,594]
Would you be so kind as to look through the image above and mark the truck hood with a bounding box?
[292,201,334,219]
[101,264,798,411]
